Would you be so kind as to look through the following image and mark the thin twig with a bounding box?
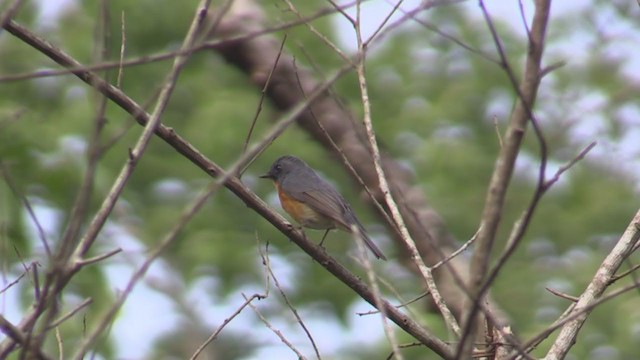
[460,0,551,356]
[518,0,532,40]
[262,245,322,359]
[47,298,93,330]
[0,1,364,83]
[69,2,214,357]
[354,0,461,343]
[357,290,430,316]
[0,316,53,360]
[117,11,126,88]
[0,270,27,295]
[243,293,307,359]
[387,0,498,65]
[610,262,640,284]
[0,0,24,30]
[431,226,481,270]
[74,248,122,267]
[542,142,596,190]
[0,162,52,257]
[3,9,453,357]
[283,0,352,65]
[242,35,287,155]
[540,60,566,78]
[542,212,640,360]
[352,224,394,355]
[519,280,640,358]
[545,288,578,302]
[189,294,264,360]
[55,327,63,360]
[365,0,406,46]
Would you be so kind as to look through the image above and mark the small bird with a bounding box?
[260,155,387,260]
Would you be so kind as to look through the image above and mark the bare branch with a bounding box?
[354,0,461,344]
[0,0,24,30]
[543,141,597,190]
[46,298,93,330]
[3,5,453,357]
[189,294,264,360]
[431,226,481,271]
[461,0,551,356]
[0,316,53,360]
[71,0,213,261]
[542,210,640,359]
[116,11,126,88]
[261,244,322,359]
[0,1,362,83]
[610,261,640,284]
[69,2,215,356]
[244,293,307,359]
[242,35,287,156]
[74,248,122,267]
[0,162,52,257]
[545,288,579,302]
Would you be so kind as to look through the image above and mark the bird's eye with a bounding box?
[274,164,282,171]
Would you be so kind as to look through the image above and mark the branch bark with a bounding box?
[2,17,454,359]
[460,0,551,357]
[208,0,490,327]
[542,210,640,360]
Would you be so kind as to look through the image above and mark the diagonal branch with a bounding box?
[542,210,640,360]
[460,0,551,357]
[2,14,453,359]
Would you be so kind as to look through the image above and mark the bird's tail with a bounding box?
[352,222,387,261]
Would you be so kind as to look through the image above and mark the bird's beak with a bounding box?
[259,171,273,179]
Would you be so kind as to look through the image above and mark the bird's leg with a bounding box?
[319,229,331,247]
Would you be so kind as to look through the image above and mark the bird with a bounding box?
[260,155,387,260]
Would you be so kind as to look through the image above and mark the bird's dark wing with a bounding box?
[294,189,352,230]
[300,189,386,259]
[283,174,387,260]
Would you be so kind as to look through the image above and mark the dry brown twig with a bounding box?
[610,261,640,284]
[69,4,216,356]
[541,211,640,359]
[521,277,640,358]
[545,288,578,303]
[0,1,213,358]
[0,1,364,84]
[461,0,551,357]
[260,242,322,359]
[0,315,53,360]
[243,292,307,359]
[349,0,461,345]
[347,2,418,357]
[207,0,517,357]
[0,269,27,295]
[352,225,401,358]
[241,35,287,160]
[189,293,265,360]
[0,162,52,258]
[0,0,24,30]
[2,4,454,359]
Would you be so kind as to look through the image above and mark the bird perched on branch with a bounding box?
[261,155,387,260]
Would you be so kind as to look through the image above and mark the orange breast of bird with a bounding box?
[275,181,333,230]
